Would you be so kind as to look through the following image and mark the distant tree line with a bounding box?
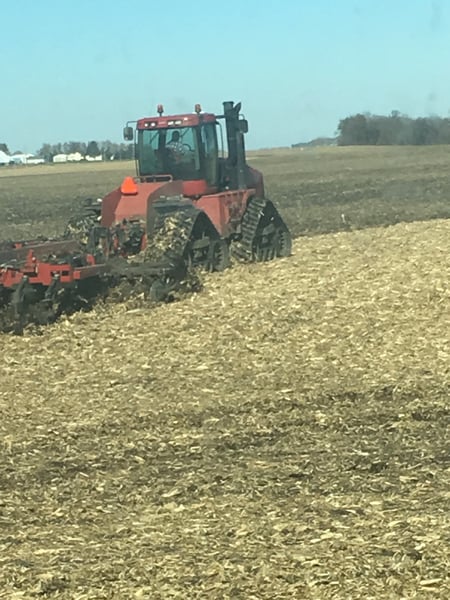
[337,111,450,146]
[35,140,133,161]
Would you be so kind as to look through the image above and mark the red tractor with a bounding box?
[0,101,291,331]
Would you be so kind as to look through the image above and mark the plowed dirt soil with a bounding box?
[1,147,449,598]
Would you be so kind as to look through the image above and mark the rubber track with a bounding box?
[144,205,201,265]
[232,197,268,261]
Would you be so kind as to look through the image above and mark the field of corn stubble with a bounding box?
[1,146,450,599]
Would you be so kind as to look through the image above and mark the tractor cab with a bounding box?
[124,102,255,198]
[124,105,219,196]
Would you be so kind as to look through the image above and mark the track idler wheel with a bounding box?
[274,226,292,258]
[232,197,292,264]
[207,239,230,272]
[254,223,292,262]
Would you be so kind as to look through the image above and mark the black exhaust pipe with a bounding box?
[223,101,247,190]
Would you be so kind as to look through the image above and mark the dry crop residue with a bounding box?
[1,219,450,598]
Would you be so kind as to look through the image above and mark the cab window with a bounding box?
[199,123,218,185]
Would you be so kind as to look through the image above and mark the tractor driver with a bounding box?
[166,131,186,159]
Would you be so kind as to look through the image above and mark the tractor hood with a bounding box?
[100,177,184,227]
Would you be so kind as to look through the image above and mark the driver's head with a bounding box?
[171,131,180,142]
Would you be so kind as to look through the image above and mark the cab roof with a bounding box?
[136,112,217,130]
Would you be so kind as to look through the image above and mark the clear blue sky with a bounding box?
[1,0,448,152]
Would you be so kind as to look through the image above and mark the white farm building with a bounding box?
[53,152,89,163]
[0,150,12,165]
[11,153,44,165]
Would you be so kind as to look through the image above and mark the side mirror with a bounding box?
[238,119,248,134]
[123,126,134,141]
